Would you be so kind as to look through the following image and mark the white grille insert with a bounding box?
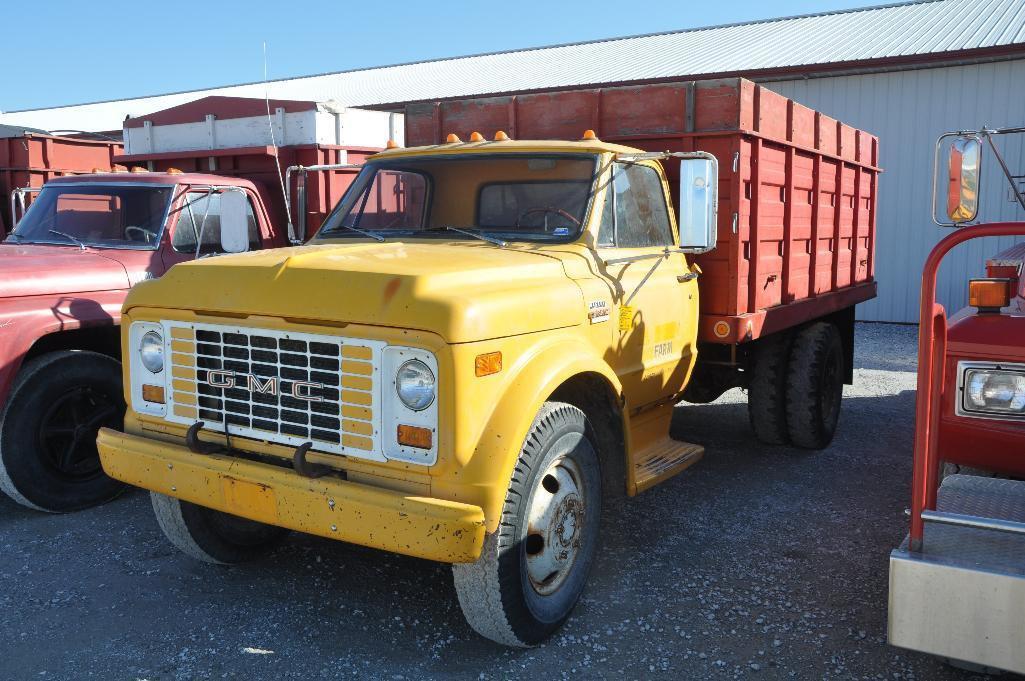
[163,321,386,461]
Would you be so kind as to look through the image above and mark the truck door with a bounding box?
[596,161,695,410]
[163,188,263,268]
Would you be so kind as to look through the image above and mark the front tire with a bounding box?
[151,492,288,564]
[0,350,126,512]
[452,402,601,647]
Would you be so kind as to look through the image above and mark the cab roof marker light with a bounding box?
[494,131,511,141]
[445,133,462,144]
[469,131,485,143]
[386,139,400,149]
[581,129,599,141]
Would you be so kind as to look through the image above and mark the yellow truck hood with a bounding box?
[125,241,585,343]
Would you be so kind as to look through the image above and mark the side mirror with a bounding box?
[219,191,250,254]
[945,136,981,225]
[678,157,718,253]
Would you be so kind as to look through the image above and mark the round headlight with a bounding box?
[139,330,164,374]
[396,359,435,411]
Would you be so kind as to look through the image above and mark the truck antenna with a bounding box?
[263,41,293,232]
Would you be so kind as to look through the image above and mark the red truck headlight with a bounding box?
[958,361,1025,419]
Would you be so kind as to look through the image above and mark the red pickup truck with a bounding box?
[0,95,396,512]
[0,171,289,511]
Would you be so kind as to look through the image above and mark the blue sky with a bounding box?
[2,0,874,112]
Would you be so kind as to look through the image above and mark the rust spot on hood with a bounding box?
[382,276,401,306]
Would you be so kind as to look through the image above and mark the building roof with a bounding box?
[2,0,1023,133]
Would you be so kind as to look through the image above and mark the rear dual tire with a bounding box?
[747,322,845,450]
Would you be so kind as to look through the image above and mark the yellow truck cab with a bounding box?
[98,134,715,646]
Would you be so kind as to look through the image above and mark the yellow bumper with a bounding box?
[97,428,486,563]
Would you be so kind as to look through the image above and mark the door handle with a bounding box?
[677,273,698,283]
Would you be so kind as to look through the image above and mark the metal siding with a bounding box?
[2,0,1024,134]
[768,58,1025,322]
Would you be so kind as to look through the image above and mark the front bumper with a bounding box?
[97,428,486,563]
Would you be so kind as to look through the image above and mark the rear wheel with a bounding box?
[785,323,845,449]
[452,402,601,647]
[0,351,126,512]
[747,333,792,445]
[151,492,288,564]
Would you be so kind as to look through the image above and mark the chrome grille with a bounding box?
[163,322,385,460]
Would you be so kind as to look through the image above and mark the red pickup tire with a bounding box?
[0,350,126,512]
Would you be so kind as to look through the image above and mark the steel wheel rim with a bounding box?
[523,454,586,597]
[38,386,119,481]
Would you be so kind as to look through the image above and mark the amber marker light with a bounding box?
[969,278,1012,312]
[581,129,599,141]
[129,166,148,173]
[397,424,433,449]
[475,351,503,377]
[445,133,462,143]
[142,385,165,404]
[494,131,510,141]
[469,131,485,142]
[166,167,183,174]
[386,139,400,149]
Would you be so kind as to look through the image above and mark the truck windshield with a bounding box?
[317,153,599,243]
[6,184,173,249]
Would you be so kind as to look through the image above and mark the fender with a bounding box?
[434,334,625,533]
[0,291,124,408]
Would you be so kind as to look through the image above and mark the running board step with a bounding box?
[631,439,704,495]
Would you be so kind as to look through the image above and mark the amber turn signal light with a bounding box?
[475,351,503,377]
[397,424,433,449]
[969,278,1012,311]
[142,385,165,404]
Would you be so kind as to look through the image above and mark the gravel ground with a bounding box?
[0,322,993,680]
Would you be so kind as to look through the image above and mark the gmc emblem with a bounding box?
[205,370,324,402]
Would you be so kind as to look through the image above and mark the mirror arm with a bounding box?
[985,133,1025,213]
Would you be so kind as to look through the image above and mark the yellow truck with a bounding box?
[97,80,879,646]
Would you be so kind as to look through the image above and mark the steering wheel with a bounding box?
[514,207,581,231]
[125,226,155,244]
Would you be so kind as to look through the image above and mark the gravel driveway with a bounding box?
[0,322,990,680]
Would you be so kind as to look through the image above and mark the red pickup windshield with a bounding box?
[6,183,174,249]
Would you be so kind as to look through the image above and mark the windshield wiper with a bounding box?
[48,230,87,250]
[321,223,385,242]
[428,225,507,247]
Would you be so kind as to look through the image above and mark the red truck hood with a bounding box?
[0,244,131,298]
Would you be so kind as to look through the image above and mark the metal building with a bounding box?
[2,0,1024,321]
